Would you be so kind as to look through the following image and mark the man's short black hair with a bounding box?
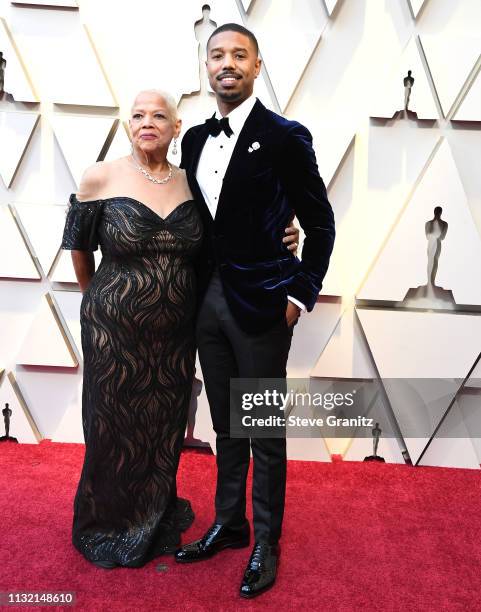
[207,23,259,56]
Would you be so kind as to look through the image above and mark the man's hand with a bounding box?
[286,301,301,328]
[283,223,299,254]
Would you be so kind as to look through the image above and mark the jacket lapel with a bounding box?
[185,122,212,223]
[188,122,211,177]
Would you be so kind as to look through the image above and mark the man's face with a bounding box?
[206,31,261,105]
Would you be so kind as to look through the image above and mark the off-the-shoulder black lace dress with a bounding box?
[61,194,203,568]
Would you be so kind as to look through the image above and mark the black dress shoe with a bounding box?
[174,522,250,563]
[239,542,279,598]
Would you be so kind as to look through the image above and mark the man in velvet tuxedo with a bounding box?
[175,24,335,598]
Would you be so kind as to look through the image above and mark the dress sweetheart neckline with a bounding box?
[71,194,194,223]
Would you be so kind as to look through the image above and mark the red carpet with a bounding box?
[1,442,481,611]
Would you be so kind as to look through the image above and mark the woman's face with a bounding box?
[129,92,180,157]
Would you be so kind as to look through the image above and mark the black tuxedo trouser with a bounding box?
[196,271,293,544]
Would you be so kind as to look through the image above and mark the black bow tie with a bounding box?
[205,115,234,138]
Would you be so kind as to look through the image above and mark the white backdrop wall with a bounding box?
[0,0,480,468]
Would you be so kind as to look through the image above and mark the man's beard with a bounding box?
[217,89,245,102]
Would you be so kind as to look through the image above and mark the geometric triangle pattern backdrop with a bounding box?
[0,0,480,467]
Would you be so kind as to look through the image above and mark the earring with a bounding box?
[172,138,178,155]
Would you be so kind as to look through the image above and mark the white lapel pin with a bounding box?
[248,141,261,153]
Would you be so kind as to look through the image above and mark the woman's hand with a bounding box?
[283,222,300,255]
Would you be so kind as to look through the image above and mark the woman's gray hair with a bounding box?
[131,89,179,122]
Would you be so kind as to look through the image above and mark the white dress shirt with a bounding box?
[196,95,305,312]
[196,95,256,218]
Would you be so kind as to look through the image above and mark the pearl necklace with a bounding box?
[132,156,173,184]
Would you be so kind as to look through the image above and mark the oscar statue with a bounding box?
[0,52,15,104]
[0,403,19,443]
[403,70,415,112]
[391,69,417,120]
[364,422,385,462]
[403,206,455,309]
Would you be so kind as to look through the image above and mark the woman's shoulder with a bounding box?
[76,158,126,202]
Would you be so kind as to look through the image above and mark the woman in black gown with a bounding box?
[61,90,202,568]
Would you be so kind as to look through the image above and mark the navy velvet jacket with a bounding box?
[181,99,335,335]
